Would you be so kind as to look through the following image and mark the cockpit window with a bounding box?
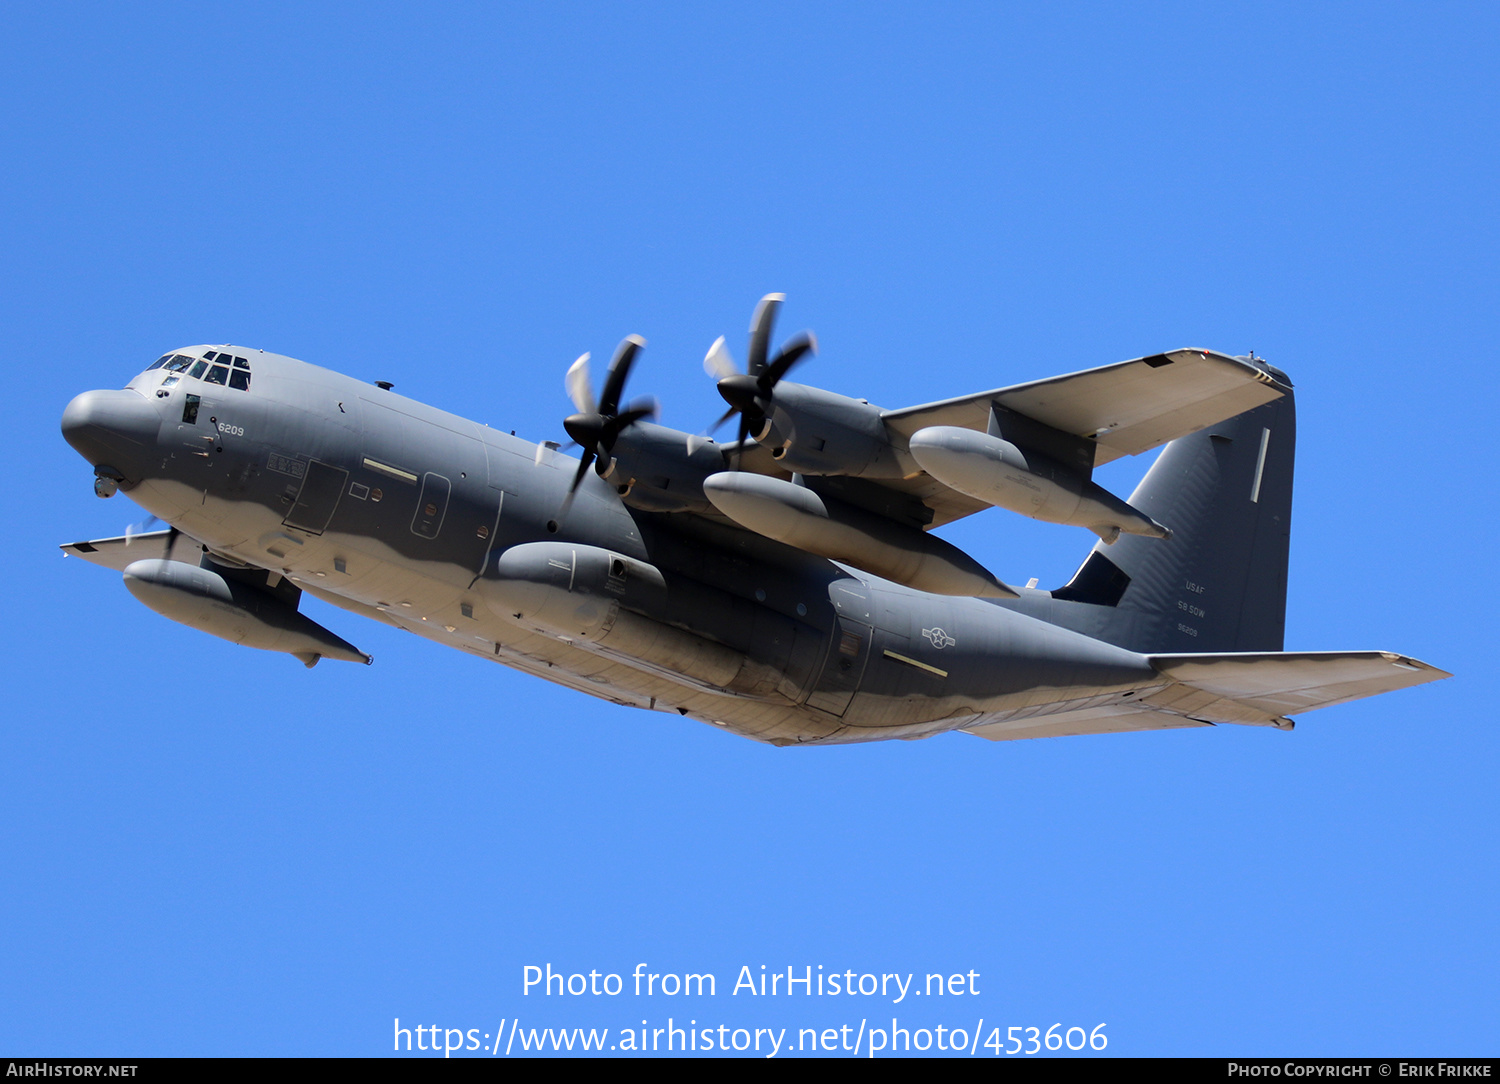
[219,354,252,390]
[149,349,252,391]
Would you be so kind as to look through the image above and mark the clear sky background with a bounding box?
[2,2,1495,1058]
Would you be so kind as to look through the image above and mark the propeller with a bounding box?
[559,335,657,513]
[125,513,185,561]
[125,514,165,540]
[705,293,817,464]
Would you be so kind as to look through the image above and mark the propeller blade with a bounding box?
[734,411,752,470]
[555,447,598,521]
[568,449,594,494]
[761,331,817,390]
[125,514,164,541]
[747,293,784,377]
[614,399,658,429]
[707,405,737,436]
[599,334,646,416]
[703,336,738,381]
[565,353,596,415]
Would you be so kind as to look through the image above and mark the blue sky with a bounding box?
[2,2,1495,1057]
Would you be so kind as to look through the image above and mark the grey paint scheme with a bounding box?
[59,343,1446,746]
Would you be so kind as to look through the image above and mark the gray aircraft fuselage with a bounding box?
[62,346,1164,745]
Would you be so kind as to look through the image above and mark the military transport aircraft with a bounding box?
[59,295,1446,745]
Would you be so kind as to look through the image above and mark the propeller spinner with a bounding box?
[705,293,817,463]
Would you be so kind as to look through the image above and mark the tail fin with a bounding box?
[1007,378,1295,654]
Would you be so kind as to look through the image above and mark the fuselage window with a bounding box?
[229,369,251,391]
[188,359,210,379]
[182,394,201,424]
[205,365,230,386]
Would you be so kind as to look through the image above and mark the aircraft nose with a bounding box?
[61,389,161,482]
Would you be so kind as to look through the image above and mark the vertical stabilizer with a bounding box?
[1002,379,1295,654]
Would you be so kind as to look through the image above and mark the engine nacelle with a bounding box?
[122,559,371,667]
[600,420,725,513]
[481,542,796,700]
[702,471,1016,598]
[907,426,1171,543]
[760,383,911,479]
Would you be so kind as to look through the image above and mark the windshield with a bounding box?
[143,348,252,391]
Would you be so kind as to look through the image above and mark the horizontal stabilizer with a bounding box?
[885,349,1290,467]
[1145,651,1450,724]
[963,650,1448,742]
[61,530,192,571]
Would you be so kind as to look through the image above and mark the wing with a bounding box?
[60,530,195,571]
[717,349,1291,533]
[963,650,1450,741]
[883,348,1291,468]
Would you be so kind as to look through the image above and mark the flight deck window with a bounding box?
[205,365,229,386]
[165,355,193,373]
[148,355,170,370]
[232,356,250,369]
[229,369,251,391]
[189,360,209,379]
